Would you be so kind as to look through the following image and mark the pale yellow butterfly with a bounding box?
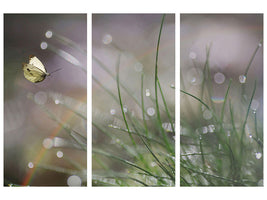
[22,55,60,83]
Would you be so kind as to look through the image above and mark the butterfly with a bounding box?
[22,55,60,83]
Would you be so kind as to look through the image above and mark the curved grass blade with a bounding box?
[157,79,175,133]
[116,53,136,147]
[240,80,257,155]
[220,79,232,122]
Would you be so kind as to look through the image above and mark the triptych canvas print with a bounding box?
[3,13,263,187]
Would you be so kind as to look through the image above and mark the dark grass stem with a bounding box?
[116,54,136,147]
[154,14,173,153]
[240,80,257,156]
[220,79,232,122]
[157,80,175,133]
[180,90,210,110]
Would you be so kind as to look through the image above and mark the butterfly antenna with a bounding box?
[49,68,62,75]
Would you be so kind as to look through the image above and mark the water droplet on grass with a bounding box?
[40,42,48,50]
[186,68,203,85]
[227,131,231,137]
[145,89,151,97]
[56,151,64,158]
[239,75,247,83]
[255,152,262,159]
[208,124,215,133]
[162,122,174,132]
[202,126,208,134]
[45,30,53,38]
[28,162,34,169]
[251,99,259,111]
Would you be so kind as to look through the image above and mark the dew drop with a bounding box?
[147,107,155,116]
[102,34,112,45]
[162,122,174,132]
[258,43,262,47]
[56,151,64,158]
[45,30,53,38]
[250,99,259,111]
[208,124,215,133]
[110,109,116,115]
[227,131,231,137]
[145,89,151,97]
[239,75,247,84]
[202,126,208,134]
[186,68,203,85]
[123,106,128,113]
[55,99,61,104]
[67,175,82,186]
[28,162,34,169]
[214,72,225,84]
[255,152,262,159]
[40,41,48,50]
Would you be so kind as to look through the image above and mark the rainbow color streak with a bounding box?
[211,96,225,104]
[21,98,86,186]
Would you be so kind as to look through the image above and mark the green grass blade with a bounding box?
[93,149,157,178]
[141,73,149,136]
[220,79,232,122]
[154,14,173,152]
[157,80,175,133]
[180,89,210,110]
[240,80,257,154]
[116,53,136,147]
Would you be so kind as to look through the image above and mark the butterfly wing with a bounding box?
[22,63,47,83]
[28,55,47,73]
